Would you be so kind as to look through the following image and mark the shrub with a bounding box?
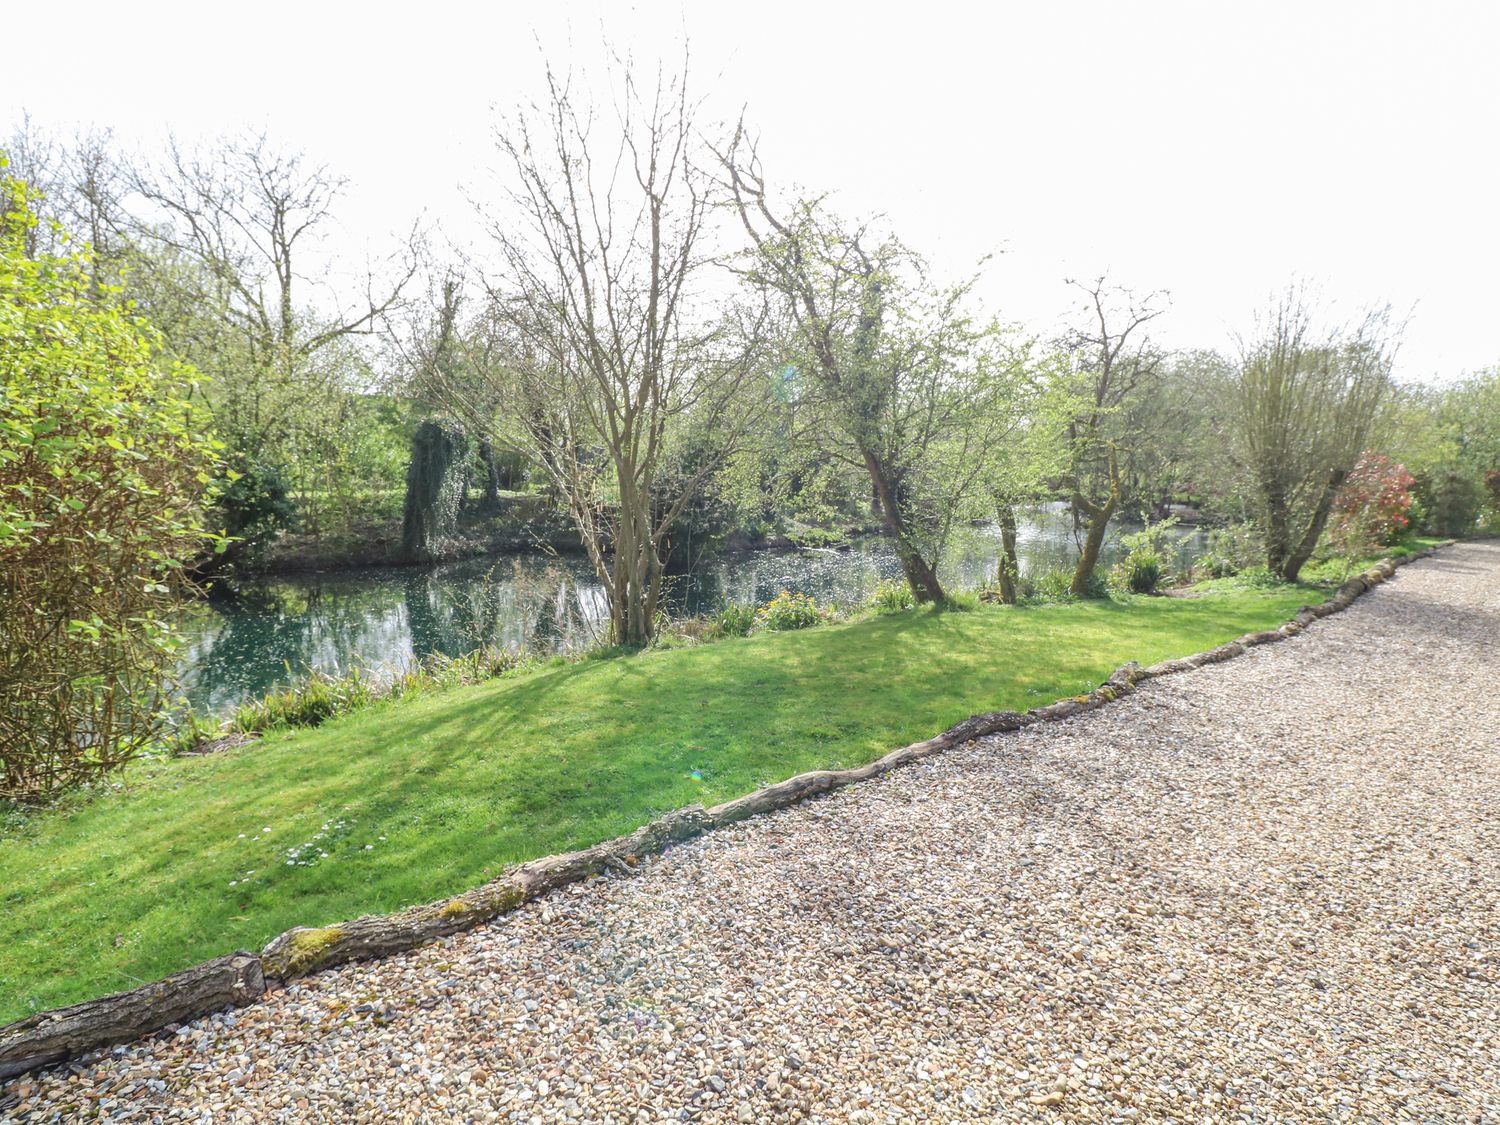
[216,456,298,549]
[1193,522,1260,579]
[754,590,826,631]
[1331,452,1416,553]
[1411,465,1480,537]
[1119,515,1180,557]
[1113,548,1164,595]
[1023,567,1106,603]
[713,601,757,637]
[869,579,915,615]
[1483,470,1500,533]
[1,172,222,801]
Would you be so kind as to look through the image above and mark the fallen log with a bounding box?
[0,954,263,1081]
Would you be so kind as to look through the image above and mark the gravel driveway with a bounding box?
[6,542,1498,1124]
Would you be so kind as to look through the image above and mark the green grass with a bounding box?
[0,580,1326,1022]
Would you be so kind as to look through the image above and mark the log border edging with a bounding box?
[0,541,1455,1082]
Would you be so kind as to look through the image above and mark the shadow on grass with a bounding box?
[0,585,1322,1020]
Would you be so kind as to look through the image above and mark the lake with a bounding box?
[175,506,1206,715]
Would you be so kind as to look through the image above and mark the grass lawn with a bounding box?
[0,580,1324,1022]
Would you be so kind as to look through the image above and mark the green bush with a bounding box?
[1,170,222,800]
[869,579,915,615]
[755,590,826,631]
[1113,548,1165,595]
[216,456,298,548]
[1022,567,1106,603]
[714,602,758,637]
[1193,522,1261,579]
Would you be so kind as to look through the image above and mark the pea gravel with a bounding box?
[5,543,1498,1124]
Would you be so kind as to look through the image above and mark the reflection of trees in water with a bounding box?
[523,569,609,652]
[181,578,413,713]
[401,570,442,659]
[400,559,612,660]
[180,513,1211,716]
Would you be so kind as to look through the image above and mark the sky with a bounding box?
[4,0,1498,383]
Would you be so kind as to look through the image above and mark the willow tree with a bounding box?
[1233,290,1397,581]
[395,277,472,563]
[721,132,1034,604]
[466,61,761,646]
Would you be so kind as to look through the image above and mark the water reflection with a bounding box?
[176,506,1204,715]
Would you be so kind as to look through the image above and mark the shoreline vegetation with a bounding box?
[0,538,1439,1024]
[216,495,887,580]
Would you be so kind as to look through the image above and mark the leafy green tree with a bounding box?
[122,134,416,549]
[1445,368,1500,474]
[1058,279,1166,597]
[723,136,1036,603]
[981,360,1075,603]
[0,167,222,800]
[1116,348,1240,518]
[1378,382,1478,535]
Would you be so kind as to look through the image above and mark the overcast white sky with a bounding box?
[5,0,1498,382]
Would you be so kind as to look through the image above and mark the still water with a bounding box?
[176,506,1205,715]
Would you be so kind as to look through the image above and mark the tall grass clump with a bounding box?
[1023,567,1108,603]
[216,645,531,740]
[1111,548,1164,595]
[869,579,915,615]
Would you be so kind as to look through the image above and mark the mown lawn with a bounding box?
[0,583,1318,1022]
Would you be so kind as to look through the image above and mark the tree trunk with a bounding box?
[0,954,265,1081]
[1262,474,1293,578]
[611,467,660,647]
[997,504,1020,605]
[1070,498,1115,597]
[1071,447,1122,597]
[477,440,503,512]
[862,448,944,603]
[1281,469,1348,582]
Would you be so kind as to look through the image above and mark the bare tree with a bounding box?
[452,59,763,646]
[128,133,417,532]
[1060,278,1166,596]
[3,116,128,288]
[1233,288,1397,581]
[131,133,415,382]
